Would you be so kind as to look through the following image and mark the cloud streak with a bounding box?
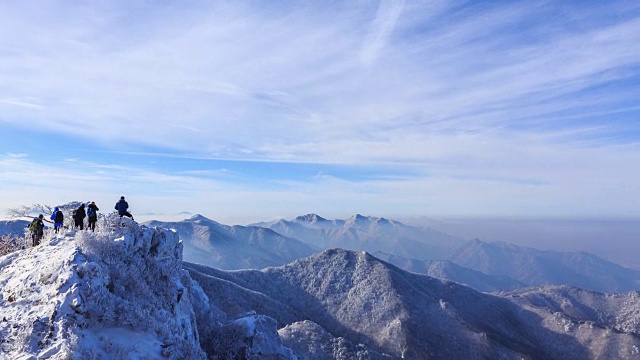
[0,1,639,220]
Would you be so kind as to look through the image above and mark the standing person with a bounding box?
[115,196,134,220]
[73,203,86,230]
[87,201,99,232]
[50,207,64,233]
[28,214,45,246]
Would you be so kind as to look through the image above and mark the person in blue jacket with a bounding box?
[50,207,64,233]
[87,201,99,231]
[115,196,134,220]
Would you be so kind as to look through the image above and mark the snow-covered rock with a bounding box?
[0,217,207,359]
[217,312,296,359]
[279,320,388,359]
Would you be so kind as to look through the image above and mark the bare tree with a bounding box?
[5,204,54,219]
[0,234,26,256]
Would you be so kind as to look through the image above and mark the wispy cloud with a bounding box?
[360,0,405,66]
[0,1,639,219]
[0,98,45,109]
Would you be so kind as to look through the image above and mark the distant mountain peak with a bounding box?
[189,214,211,222]
[347,214,369,223]
[294,213,327,224]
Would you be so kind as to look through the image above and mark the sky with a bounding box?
[1,0,639,225]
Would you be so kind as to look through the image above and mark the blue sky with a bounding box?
[1,0,639,224]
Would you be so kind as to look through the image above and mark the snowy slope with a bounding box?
[372,251,524,292]
[448,239,640,293]
[0,218,206,359]
[506,285,640,335]
[145,214,317,270]
[185,249,640,359]
[259,213,463,260]
[0,217,294,359]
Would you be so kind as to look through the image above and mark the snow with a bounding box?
[4,213,640,359]
[0,216,206,359]
[231,315,257,337]
[0,231,80,358]
[1,214,297,359]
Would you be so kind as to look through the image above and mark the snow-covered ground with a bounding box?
[0,217,205,358]
[0,216,293,359]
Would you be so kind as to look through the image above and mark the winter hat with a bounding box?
[121,196,125,200]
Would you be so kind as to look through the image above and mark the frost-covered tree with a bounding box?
[0,234,24,256]
[5,204,53,219]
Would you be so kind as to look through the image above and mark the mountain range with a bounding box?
[0,219,28,237]
[144,214,640,294]
[3,215,640,358]
[253,213,463,261]
[372,251,525,292]
[448,239,640,293]
[145,215,317,270]
[184,248,640,359]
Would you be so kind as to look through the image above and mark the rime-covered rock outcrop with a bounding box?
[0,217,294,359]
[279,320,388,359]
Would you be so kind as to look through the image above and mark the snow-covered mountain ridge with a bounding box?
[259,214,464,260]
[4,215,640,359]
[252,214,640,293]
[6,214,640,294]
[145,215,317,270]
[449,239,640,293]
[186,248,640,359]
[0,220,28,238]
[372,251,525,292]
[0,216,294,359]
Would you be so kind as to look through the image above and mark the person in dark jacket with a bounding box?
[29,214,45,246]
[87,201,99,231]
[50,207,64,233]
[73,203,86,230]
[115,196,134,220]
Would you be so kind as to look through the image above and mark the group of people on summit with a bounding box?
[70,201,101,231]
[28,196,134,246]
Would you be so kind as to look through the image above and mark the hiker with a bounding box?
[115,196,134,220]
[87,201,99,231]
[50,207,64,233]
[73,203,86,230]
[29,214,45,246]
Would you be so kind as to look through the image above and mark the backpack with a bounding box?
[87,207,96,217]
[55,211,64,223]
[29,219,39,231]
